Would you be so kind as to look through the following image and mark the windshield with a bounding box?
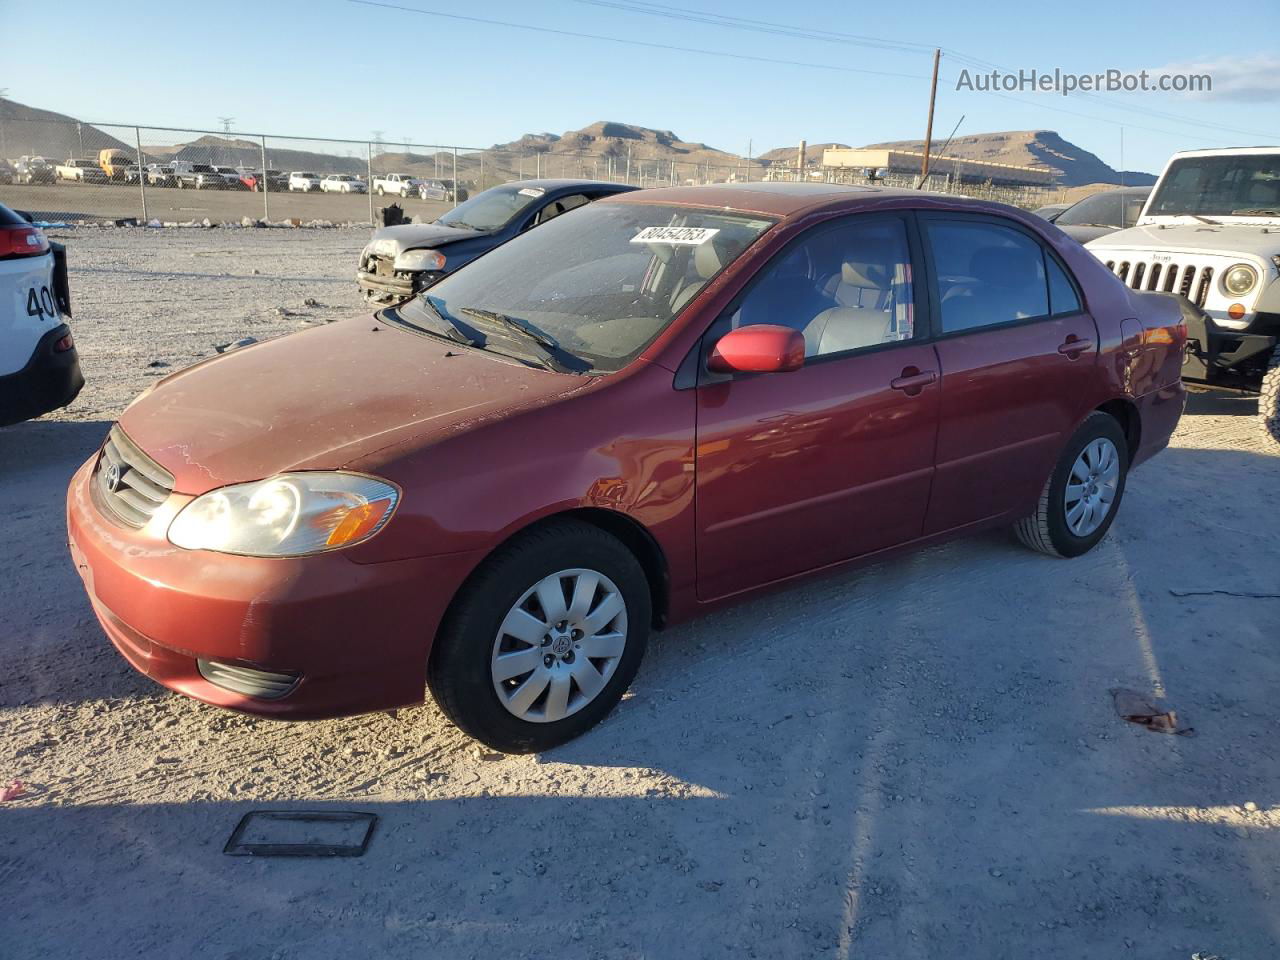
[398,201,774,373]
[1057,191,1124,227]
[1147,154,1280,217]
[436,184,554,232]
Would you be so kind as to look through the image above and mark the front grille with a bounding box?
[1104,258,1214,306]
[197,659,299,700]
[94,425,175,528]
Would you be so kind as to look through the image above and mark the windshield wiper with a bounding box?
[458,307,583,374]
[1190,214,1220,225]
[1230,208,1280,216]
[389,297,475,346]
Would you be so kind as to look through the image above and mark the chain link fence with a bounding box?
[0,116,1060,225]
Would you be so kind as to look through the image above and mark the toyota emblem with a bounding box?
[104,462,123,493]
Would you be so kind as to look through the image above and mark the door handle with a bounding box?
[890,369,937,393]
[1058,337,1095,358]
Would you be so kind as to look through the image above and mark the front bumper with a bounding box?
[0,323,84,427]
[66,453,482,720]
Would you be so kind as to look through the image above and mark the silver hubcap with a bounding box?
[1064,437,1120,537]
[490,568,628,723]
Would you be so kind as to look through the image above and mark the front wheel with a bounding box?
[376,185,384,195]
[427,520,651,753]
[1259,346,1280,447]
[1014,411,1128,558]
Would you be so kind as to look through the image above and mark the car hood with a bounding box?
[1088,222,1280,258]
[365,222,488,257]
[1058,224,1117,244]
[118,316,577,494]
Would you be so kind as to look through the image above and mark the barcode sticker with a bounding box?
[631,226,720,245]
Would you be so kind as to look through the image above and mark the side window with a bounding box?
[1045,253,1081,315]
[535,194,589,226]
[723,217,915,359]
[925,220,1048,334]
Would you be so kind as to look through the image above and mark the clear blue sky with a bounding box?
[5,0,1278,173]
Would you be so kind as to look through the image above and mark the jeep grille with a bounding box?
[1103,258,1214,307]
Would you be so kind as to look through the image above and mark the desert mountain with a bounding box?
[860,130,1154,187]
[1,99,1151,187]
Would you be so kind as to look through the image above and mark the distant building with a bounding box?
[822,148,1053,187]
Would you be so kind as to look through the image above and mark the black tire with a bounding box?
[376,185,384,196]
[1260,346,1280,447]
[427,519,651,753]
[1014,411,1129,558]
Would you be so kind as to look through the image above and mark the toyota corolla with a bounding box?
[67,183,1186,753]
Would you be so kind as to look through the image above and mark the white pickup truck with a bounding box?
[371,172,425,197]
[1087,146,1280,444]
[55,159,108,183]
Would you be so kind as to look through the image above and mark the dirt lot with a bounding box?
[0,180,454,225]
[2,228,1279,959]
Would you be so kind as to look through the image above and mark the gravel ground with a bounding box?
[3,228,1279,960]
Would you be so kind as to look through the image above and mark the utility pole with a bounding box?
[796,140,807,181]
[746,138,752,182]
[218,117,234,134]
[1119,127,1126,187]
[371,130,384,157]
[919,48,941,184]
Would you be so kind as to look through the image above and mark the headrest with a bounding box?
[841,260,888,289]
[968,246,1042,288]
[695,238,726,279]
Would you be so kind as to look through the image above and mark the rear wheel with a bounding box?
[1259,346,1280,447]
[1014,411,1128,558]
[427,520,651,753]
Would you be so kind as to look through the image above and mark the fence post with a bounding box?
[366,143,374,226]
[452,147,459,208]
[260,136,269,222]
[479,152,484,191]
[134,127,148,223]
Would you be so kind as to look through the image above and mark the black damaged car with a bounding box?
[357,179,638,304]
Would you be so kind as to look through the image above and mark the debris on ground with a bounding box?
[147,360,170,368]
[1,780,25,802]
[213,337,258,354]
[223,810,378,857]
[1110,688,1194,736]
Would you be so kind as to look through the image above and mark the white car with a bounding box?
[0,203,83,426]
[321,174,367,194]
[1087,146,1280,444]
[288,172,322,192]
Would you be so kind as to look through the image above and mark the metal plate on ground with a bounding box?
[223,810,378,857]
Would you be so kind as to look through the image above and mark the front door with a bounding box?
[693,214,941,600]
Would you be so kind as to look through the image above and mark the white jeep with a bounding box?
[1087,147,1280,444]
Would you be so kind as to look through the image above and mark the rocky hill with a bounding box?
[0,98,130,159]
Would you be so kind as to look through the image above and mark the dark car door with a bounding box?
[693,214,941,600]
[918,214,1099,535]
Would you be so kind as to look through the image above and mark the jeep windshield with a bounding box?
[435,184,553,232]
[1146,154,1280,221]
[394,200,774,373]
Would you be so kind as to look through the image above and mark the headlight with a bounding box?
[168,472,399,557]
[1222,264,1257,297]
[393,249,446,272]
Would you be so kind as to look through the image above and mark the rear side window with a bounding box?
[1045,254,1081,315]
[924,220,1049,333]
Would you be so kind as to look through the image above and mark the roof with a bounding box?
[606,181,921,217]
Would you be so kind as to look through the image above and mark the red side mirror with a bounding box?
[707,325,805,374]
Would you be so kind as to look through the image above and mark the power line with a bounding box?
[345,0,929,81]
[575,0,1280,142]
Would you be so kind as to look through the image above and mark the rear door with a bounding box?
[693,213,941,599]
[918,213,1099,534]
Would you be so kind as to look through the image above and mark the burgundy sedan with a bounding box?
[67,183,1186,752]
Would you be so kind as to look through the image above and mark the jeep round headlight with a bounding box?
[168,472,399,557]
[393,249,446,272]
[1222,264,1257,297]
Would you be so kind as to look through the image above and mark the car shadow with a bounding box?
[1184,389,1259,418]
